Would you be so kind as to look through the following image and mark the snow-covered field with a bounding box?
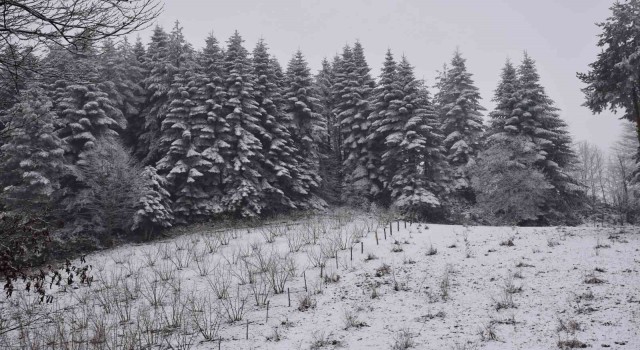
[1,210,639,349]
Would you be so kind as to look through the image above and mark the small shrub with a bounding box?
[343,309,368,330]
[297,294,317,312]
[323,272,340,284]
[557,339,588,349]
[547,237,560,247]
[493,290,516,310]
[478,322,499,342]
[364,253,377,261]
[426,245,438,256]
[499,237,515,247]
[391,328,414,350]
[557,318,582,334]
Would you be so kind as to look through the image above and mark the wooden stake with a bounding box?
[404,221,406,229]
[384,229,387,240]
[360,241,363,254]
[287,288,291,307]
[246,320,249,340]
[375,232,379,245]
[266,301,270,322]
[350,246,353,261]
[335,253,338,269]
[397,220,399,231]
[320,265,323,278]
[218,338,221,350]
[303,271,308,292]
[389,222,392,235]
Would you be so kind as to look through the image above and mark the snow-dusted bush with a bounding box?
[64,138,144,242]
[132,166,174,238]
[471,136,552,225]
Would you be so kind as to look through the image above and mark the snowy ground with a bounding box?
[1,209,639,349]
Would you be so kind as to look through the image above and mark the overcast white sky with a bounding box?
[140,0,628,153]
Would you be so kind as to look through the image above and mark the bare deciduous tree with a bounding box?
[606,121,640,224]
[0,0,161,109]
[573,141,607,205]
[0,0,162,50]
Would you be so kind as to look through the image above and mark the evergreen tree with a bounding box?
[98,38,145,149]
[54,81,125,165]
[435,50,485,198]
[578,0,640,145]
[515,54,581,222]
[132,166,174,237]
[282,50,327,208]
[472,136,553,225]
[219,31,266,217]
[156,68,218,223]
[487,53,581,224]
[332,42,375,202]
[0,88,66,214]
[367,49,402,203]
[137,25,172,162]
[388,57,446,218]
[138,22,195,164]
[485,59,519,141]
[198,32,225,82]
[252,40,298,211]
[314,57,342,202]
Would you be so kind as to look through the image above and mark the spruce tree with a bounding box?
[332,42,375,202]
[138,22,194,164]
[389,57,446,218]
[485,59,519,142]
[156,68,217,223]
[0,88,66,214]
[98,38,145,150]
[515,54,581,222]
[54,81,125,165]
[435,50,484,198]
[137,25,172,162]
[486,53,581,224]
[198,33,225,82]
[252,40,298,211]
[132,166,174,237]
[219,31,266,217]
[314,57,342,202]
[367,49,403,203]
[282,50,327,208]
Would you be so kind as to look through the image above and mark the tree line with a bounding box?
[0,22,589,248]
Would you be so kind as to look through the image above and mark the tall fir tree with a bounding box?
[314,57,342,202]
[156,67,221,223]
[485,59,519,142]
[0,88,66,214]
[367,49,403,203]
[219,31,266,217]
[282,50,327,208]
[198,32,225,82]
[515,54,581,222]
[486,53,581,224]
[98,38,146,150]
[435,50,485,199]
[54,81,125,165]
[137,25,172,162]
[332,42,376,202]
[252,40,298,211]
[388,57,446,218]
